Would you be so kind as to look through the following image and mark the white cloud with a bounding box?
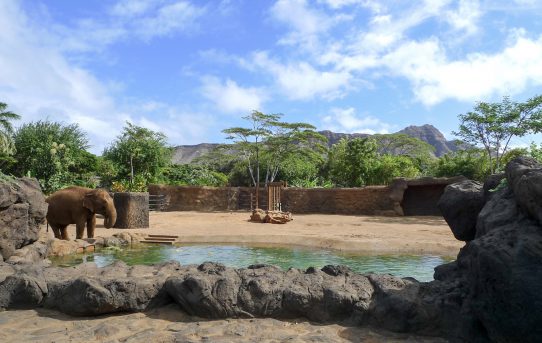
[54,1,206,53]
[383,34,542,105]
[137,1,205,40]
[110,0,156,17]
[269,0,350,50]
[201,76,267,114]
[321,107,391,134]
[444,0,482,36]
[318,0,385,12]
[0,1,214,153]
[248,51,352,100]
[0,1,122,152]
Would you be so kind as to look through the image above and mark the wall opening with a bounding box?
[402,185,446,216]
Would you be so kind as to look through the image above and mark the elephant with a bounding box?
[46,186,117,240]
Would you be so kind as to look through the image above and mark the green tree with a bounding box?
[222,111,326,207]
[454,95,542,173]
[12,120,91,193]
[276,153,329,188]
[373,133,435,173]
[328,137,379,187]
[430,149,491,181]
[262,121,327,184]
[370,154,420,185]
[103,122,171,188]
[0,102,21,171]
[528,142,542,162]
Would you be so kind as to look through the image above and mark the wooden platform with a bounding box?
[140,234,179,245]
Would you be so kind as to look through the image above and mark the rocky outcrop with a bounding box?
[0,177,47,260]
[437,180,484,241]
[436,156,542,342]
[0,260,447,337]
[397,124,459,157]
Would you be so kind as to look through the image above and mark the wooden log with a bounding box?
[113,192,150,229]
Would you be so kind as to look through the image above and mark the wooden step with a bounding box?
[141,240,174,245]
[147,234,179,239]
[143,237,176,241]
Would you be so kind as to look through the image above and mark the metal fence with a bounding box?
[149,194,168,211]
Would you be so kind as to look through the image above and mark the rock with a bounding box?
[458,222,542,342]
[47,239,83,257]
[113,232,145,244]
[0,178,47,259]
[438,180,484,241]
[103,236,129,247]
[482,173,505,202]
[41,261,178,316]
[0,263,16,283]
[166,262,245,318]
[0,266,47,309]
[505,157,542,225]
[475,187,519,238]
[7,241,49,265]
[263,211,293,224]
[436,157,542,342]
[249,209,266,222]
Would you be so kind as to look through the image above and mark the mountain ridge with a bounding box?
[172,124,458,164]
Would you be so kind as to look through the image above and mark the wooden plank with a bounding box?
[141,240,174,245]
[148,234,179,239]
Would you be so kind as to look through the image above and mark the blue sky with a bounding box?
[1,0,542,154]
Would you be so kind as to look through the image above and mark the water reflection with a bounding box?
[50,244,453,282]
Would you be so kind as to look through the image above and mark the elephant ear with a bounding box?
[83,193,95,212]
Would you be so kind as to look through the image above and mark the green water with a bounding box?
[50,244,453,282]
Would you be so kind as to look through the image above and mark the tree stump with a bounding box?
[113,192,149,229]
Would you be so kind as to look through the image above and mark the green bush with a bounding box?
[11,120,93,193]
[162,164,228,187]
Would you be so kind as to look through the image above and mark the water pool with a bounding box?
[50,244,453,282]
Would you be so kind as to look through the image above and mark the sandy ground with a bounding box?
[0,305,447,343]
[22,211,459,342]
[82,211,463,256]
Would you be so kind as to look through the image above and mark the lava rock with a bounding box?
[0,266,47,309]
[505,157,542,225]
[482,173,505,202]
[0,178,47,259]
[438,180,484,241]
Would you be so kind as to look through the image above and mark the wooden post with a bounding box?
[267,181,285,212]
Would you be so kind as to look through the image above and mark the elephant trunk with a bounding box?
[104,203,117,229]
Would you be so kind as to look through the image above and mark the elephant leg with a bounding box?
[49,223,62,239]
[86,215,96,238]
[75,220,86,240]
[60,225,69,240]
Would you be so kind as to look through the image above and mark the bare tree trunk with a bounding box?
[256,149,260,209]
[130,155,134,185]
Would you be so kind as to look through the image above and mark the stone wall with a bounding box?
[149,184,396,215]
[149,177,463,216]
[281,187,395,215]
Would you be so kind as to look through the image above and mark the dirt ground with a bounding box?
[81,211,463,256]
